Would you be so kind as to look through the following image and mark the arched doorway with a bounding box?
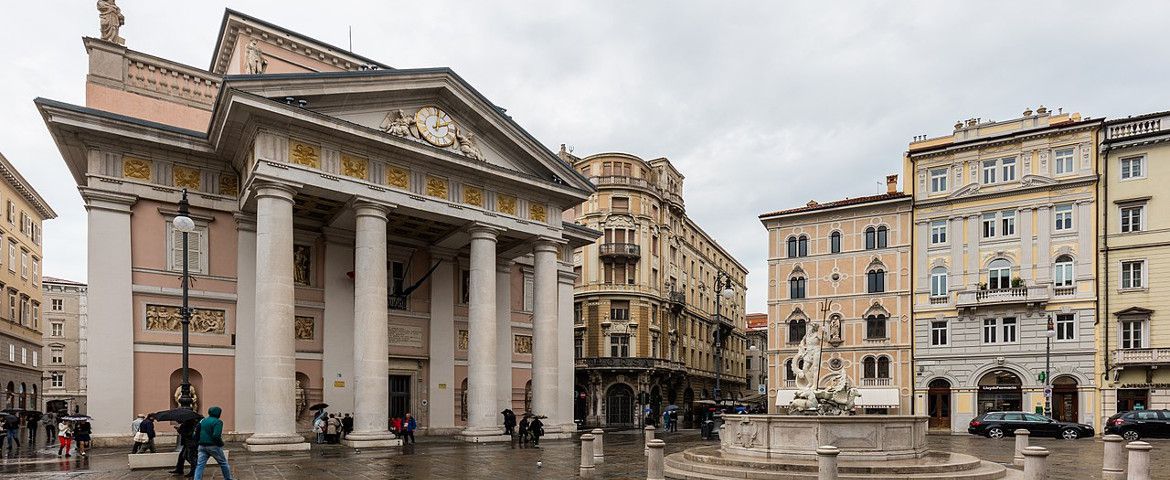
[927,379,951,430]
[977,369,1022,414]
[46,399,68,415]
[574,384,588,425]
[682,388,695,428]
[605,383,634,426]
[1052,376,1079,422]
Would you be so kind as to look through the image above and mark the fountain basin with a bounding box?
[719,414,929,461]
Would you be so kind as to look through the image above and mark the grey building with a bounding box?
[41,277,87,415]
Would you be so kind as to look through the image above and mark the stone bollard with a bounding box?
[591,428,605,463]
[816,445,840,480]
[1126,441,1152,480]
[580,434,595,470]
[1022,446,1049,480]
[1013,429,1030,466]
[644,425,655,455]
[1102,435,1125,480]
[647,439,666,480]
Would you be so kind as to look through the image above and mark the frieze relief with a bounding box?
[294,316,314,340]
[340,154,369,180]
[290,141,321,168]
[123,157,151,180]
[173,165,201,190]
[377,106,488,162]
[529,203,547,223]
[145,304,226,334]
[463,185,484,207]
[425,175,449,199]
[219,174,239,197]
[457,329,469,350]
[497,194,517,215]
[386,166,410,189]
[514,334,533,354]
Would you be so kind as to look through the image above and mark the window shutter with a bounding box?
[523,275,534,311]
[171,226,184,269]
[188,229,203,273]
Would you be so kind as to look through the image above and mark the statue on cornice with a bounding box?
[97,0,125,45]
[380,110,415,138]
[245,40,268,74]
[456,127,485,161]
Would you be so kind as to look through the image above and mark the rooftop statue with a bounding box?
[789,322,859,415]
[97,0,125,45]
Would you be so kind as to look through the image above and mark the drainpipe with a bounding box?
[1100,135,1111,389]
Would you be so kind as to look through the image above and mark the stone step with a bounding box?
[677,447,987,475]
[666,453,1013,480]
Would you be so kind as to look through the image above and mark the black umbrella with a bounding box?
[308,403,329,411]
[154,408,203,423]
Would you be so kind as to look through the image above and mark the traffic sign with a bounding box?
[1043,387,1052,398]
[758,384,766,395]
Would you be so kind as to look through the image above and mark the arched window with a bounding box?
[866,315,887,339]
[877,357,890,379]
[930,267,948,297]
[867,269,886,293]
[798,235,809,257]
[865,227,876,250]
[788,319,807,344]
[789,277,806,299]
[786,236,798,258]
[830,231,841,253]
[988,259,1011,289]
[1054,255,1074,287]
[863,356,877,378]
[877,226,888,248]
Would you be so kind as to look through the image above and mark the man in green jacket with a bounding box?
[192,406,233,480]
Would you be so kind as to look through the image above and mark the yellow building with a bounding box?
[564,150,749,428]
[907,108,1101,432]
[760,176,913,414]
[1098,111,1170,418]
[0,151,56,409]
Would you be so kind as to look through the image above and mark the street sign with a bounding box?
[758,384,766,395]
[1043,387,1052,398]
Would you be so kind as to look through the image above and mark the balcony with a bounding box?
[669,291,686,314]
[1114,348,1170,366]
[576,357,686,372]
[861,377,892,387]
[667,191,685,212]
[1053,285,1076,297]
[929,295,949,305]
[592,175,652,189]
[956,285,1050,310]
[1107,116,1165,140]
[598,243,641,262]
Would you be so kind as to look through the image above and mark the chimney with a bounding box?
[885,174,898,194]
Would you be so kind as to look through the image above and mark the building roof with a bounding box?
[0,151,57,220]
[42,276,86,286]
[759,192,909,219]
[746,313,767,331]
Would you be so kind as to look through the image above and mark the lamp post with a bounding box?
[1044,315,1056,417]
[712,271,735,404]
[173,189,197,410]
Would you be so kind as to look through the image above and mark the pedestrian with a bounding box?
[341,413,353,441]
[517,415,530,446]
[170,418,199,476]
[27,414,39,444]
[529,416,544,448]
[74,420,92,456]
[3,414,21,451]
[391,416,403,437]
[502,409,516,436]
[326,413,340,444]
[401,413,416,444]
[131,414,147,453]
[43,412,56,445]
[56,420,72,457]
[662,410,671,432]
[670,410,679,432]
[313,415,326,444]
[192,406,233,480]
[133,414,157,454]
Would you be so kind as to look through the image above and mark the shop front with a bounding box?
[977,370,1023,414]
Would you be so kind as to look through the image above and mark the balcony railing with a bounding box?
[667,191,685,211]
[929,295,949,305]
[591,176,652,189]
[576,357,686,371]
[783,380,796,388]
[861,377,892,386]
[1053,285,1076,297]
[956,285,1050,309]
[1107,117,1165,140]
[599,243,641,262]
[1114,348,1170,366]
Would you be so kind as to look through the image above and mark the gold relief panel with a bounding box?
[173,165,201,190]
[529,203,547,223]
[513,334,533,354]
[340,153,369,180]
[386,165,410,189]
[497,194,517,215]
[145,304,226,334]
[425,175,449,199]
[219,175,239,197]
[294,316,315,340]
[457,329,469,350]
[289,141,321,168]
[463,185,484,207]
[122,157,151,180]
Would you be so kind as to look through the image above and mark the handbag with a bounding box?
[133,431,149,443]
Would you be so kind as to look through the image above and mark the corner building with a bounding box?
[564,152,748,428]
[908,109,1101,433]
[38,9,597,446]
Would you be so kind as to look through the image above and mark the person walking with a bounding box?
[131,414,147,453]
[313,415,325,444]
[502,409,516,437]
[43,413,56,445]
[56,420,72,457]
[400,413,416,444]
[73,421,92,456]
[192,406,233,480]
[528,416,544,448]
[133,414,157,454]
[325,414,340,444]
[517,415,530,447]
[341,413,353,442]
[3,414,21,451]
[169,418,199,477]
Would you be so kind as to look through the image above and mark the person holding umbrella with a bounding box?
[3,413,21,451]
[517,413,530,447]
[501,409,516,437]
[528,415,545,448]
[154,407,203,476]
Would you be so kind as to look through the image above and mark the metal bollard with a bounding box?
[644,425,655,455]
[816,445,840,480]
[1126,441,1152,480]
[591,428,605,462]
[1013,429,1030,466]
[1102,435,1125,480]
[647,439,666,480]
[580,433,595,470]
[1022,446,1049,480]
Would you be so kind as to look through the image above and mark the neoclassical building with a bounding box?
[908,108,1101,432]
[38,9,597,447]
[564,152,748,428]
[41,277,89,415]
[760,176,913,415]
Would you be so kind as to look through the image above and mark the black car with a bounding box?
[967,411,1094,439]
[1105,410,1170,441]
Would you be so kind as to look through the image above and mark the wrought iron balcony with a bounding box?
[599,243,640,262]
[575,357,686,372]
[1114,348,1170,366]
[956,285,1050,310]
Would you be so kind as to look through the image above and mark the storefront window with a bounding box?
[977,369,1022,414]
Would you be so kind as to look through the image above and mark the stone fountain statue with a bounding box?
[788,322,859,415]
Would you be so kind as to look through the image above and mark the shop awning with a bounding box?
[855,388,900,408]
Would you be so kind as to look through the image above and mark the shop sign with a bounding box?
[979,384,1021,392]
[1119,383,1170,389]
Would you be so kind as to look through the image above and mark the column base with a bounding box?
[244,433,311,452]
[459,427,512,443]
[341,431,402,448]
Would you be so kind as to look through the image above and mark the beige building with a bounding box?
[1098,111,1170,418]
[745,312,767,407]
[41,277,88,415]
[761,176,913,414]
[0,151,56,410]
[565,151,748,428]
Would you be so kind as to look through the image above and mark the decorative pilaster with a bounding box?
[233,213,257,435]
[531,240,561,426]
[428,248,458,434]
[496,261,514,413]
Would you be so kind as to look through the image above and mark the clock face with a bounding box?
[414,106,456,147]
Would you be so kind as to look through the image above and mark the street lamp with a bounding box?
[1044,315,1056,417]
[173,189,196,410]
[712,271,735,404]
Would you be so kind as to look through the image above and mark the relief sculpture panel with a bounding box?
[145,304,226,334]
[514,334,533,354]
[294,316,314,340]
[290,141,321,168]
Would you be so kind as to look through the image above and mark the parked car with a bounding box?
[1105,410,1170,441]
[968,411,1094,439]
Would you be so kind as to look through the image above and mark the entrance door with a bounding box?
[1052,377,1079,422]
[389,375,411,420]
[606,384,634,426]
[928,379,951,430]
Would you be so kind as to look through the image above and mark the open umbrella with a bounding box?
[154,408,203,423]
[308,403,329,411]
[664,405,680,412]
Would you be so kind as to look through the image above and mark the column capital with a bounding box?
[533,236,565,254]
[79,187,136,214]
[321,226,355,245]
[496,259,515,273]
[252,180,299,202]
[234,212,257,232]
[468,222,504,240]
[353,199,393,219]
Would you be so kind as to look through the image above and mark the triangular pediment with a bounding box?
[1115,306,1154,317]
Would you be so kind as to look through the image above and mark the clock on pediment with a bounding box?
[414,106,456,147]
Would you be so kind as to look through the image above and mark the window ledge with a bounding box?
[1118,287,1149,294]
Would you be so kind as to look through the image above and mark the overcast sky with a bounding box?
[2,1,1169,312]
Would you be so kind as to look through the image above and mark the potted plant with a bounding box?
[978,282,988,290]
[1011,277,1025,288]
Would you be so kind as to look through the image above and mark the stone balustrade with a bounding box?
[1107,117,1165,139]
[124,50,221,108]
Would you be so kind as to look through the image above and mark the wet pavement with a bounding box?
[0,430,1166,479]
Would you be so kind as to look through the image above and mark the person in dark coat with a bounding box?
[517,415,530,446]
[26,414,39,444]
[501,410,516,436]
[341,414,354,441]
[170,418,199,476]
[3,415,20,451]
[528,416,544,447]
[132,415,157,454]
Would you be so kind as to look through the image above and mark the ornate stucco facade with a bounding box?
[1098,112,1170,421]
[0,151,56,411]
[37,9,598,446]
[41,277,88,415]
[908,109,1101,432]
[564,152,748,428]
[761,176,913,415]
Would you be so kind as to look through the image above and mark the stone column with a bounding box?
[245,183,309,451]
[1102,434,1125,480]
[580,433,596,470]
[496,261,514,415]
[531,240,560,423]
[557,267,577,432]
[1126,441,1152,480]
[462,224,502,439]
[428,249,457,434]
[647,439,666,480]
[345,202,397,447]
[816,445,840,480]
[1023,446,1049,480]
[234,214,257,435]
[1013,429,1030,466]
